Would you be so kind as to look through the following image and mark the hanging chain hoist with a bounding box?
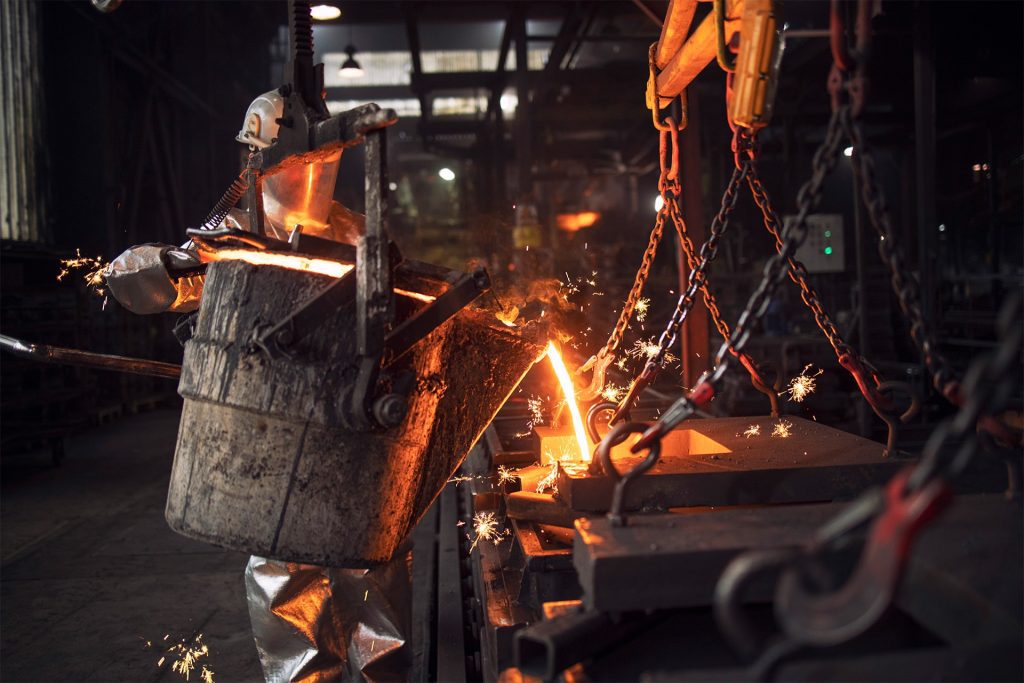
[585,42,781,439]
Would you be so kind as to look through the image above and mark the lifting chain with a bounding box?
[576,44,681,403]
[668,171,781,417]
[739,129,919,455]
[842,119,959,403]
[624,102,849,456]
[605,152,751,428]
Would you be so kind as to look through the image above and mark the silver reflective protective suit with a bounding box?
[104,244,203,314]
[244,551,412,682]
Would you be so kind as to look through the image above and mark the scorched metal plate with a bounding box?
[556,415,907,512]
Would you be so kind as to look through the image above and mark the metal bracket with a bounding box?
[384,267,491,365]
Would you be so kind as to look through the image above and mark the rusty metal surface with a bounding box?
[557,416,905,513]
[166,260,544,566]
[574,502,842,612]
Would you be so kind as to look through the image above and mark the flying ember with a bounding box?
[626,337,677,364]
[785,364,823,403]
[771,420,793,438]
[742,424,761,438]
[469,511,508,552]
[57,249,108,296]
[546,342,592,463]
[601,382,626,402]
[633,297,650,322]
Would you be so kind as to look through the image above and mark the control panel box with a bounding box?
[787,213,844,273]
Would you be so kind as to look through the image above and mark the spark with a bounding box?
[536,459,560,495]
[614,356,630,371]
[771,420,793,439]
[364,589,369,601]
[58,250,109,296]
[447,475,474,486]
[785,364,823,403]
[634,297,650,323]
[159,633,211,681]
[469,511,509,552]
[497,465,518,486]
[742,424,761,438]
[546,342,591,463]
[515,395,546,438]
[626,338,677,365]
[601,383,626,403]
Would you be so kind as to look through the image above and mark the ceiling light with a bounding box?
[310,4,341,21]
[438,167,456,181]
[339,45,364,79]
[654,195,664,212]
[843,146,853,157]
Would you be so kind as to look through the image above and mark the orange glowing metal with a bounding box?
[546,342,591,463]
[202,248,435,302]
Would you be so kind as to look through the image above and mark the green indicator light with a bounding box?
[824,230,832,238]
[824,246,833,255]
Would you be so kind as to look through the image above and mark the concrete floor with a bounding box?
[1,407,265,682]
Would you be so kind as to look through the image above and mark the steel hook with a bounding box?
[774,468,951,647]
[575,350,614,403]
[597,421,663,527]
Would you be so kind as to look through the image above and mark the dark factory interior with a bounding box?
[1,0,1022,681]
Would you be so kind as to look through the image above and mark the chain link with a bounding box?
[710,108,849,379]
[744,147,853,360]
[600,210,667,358]
[842,118,960,401]
[668,160,779,412]
[627,107,850,451]
[649,160,750,371]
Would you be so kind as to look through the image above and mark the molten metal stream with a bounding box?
[203,249,435,302]
[546,342,592,463]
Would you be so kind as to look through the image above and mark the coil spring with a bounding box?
[198,172,249,231]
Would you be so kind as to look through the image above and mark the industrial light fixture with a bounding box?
[654,195,664,212]
[438,167,456,181]
[843,146,854,157]
[339,45,364,79]
[310,4,341,21]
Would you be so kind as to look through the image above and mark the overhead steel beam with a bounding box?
[405,9,430,125]
[486,12,516,120]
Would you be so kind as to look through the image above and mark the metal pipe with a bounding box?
[0,334,182,379]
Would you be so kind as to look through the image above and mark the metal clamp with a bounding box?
[597,421,663,527]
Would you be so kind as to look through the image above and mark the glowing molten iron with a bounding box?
[202,248,435,302]
[546,342,591,463]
